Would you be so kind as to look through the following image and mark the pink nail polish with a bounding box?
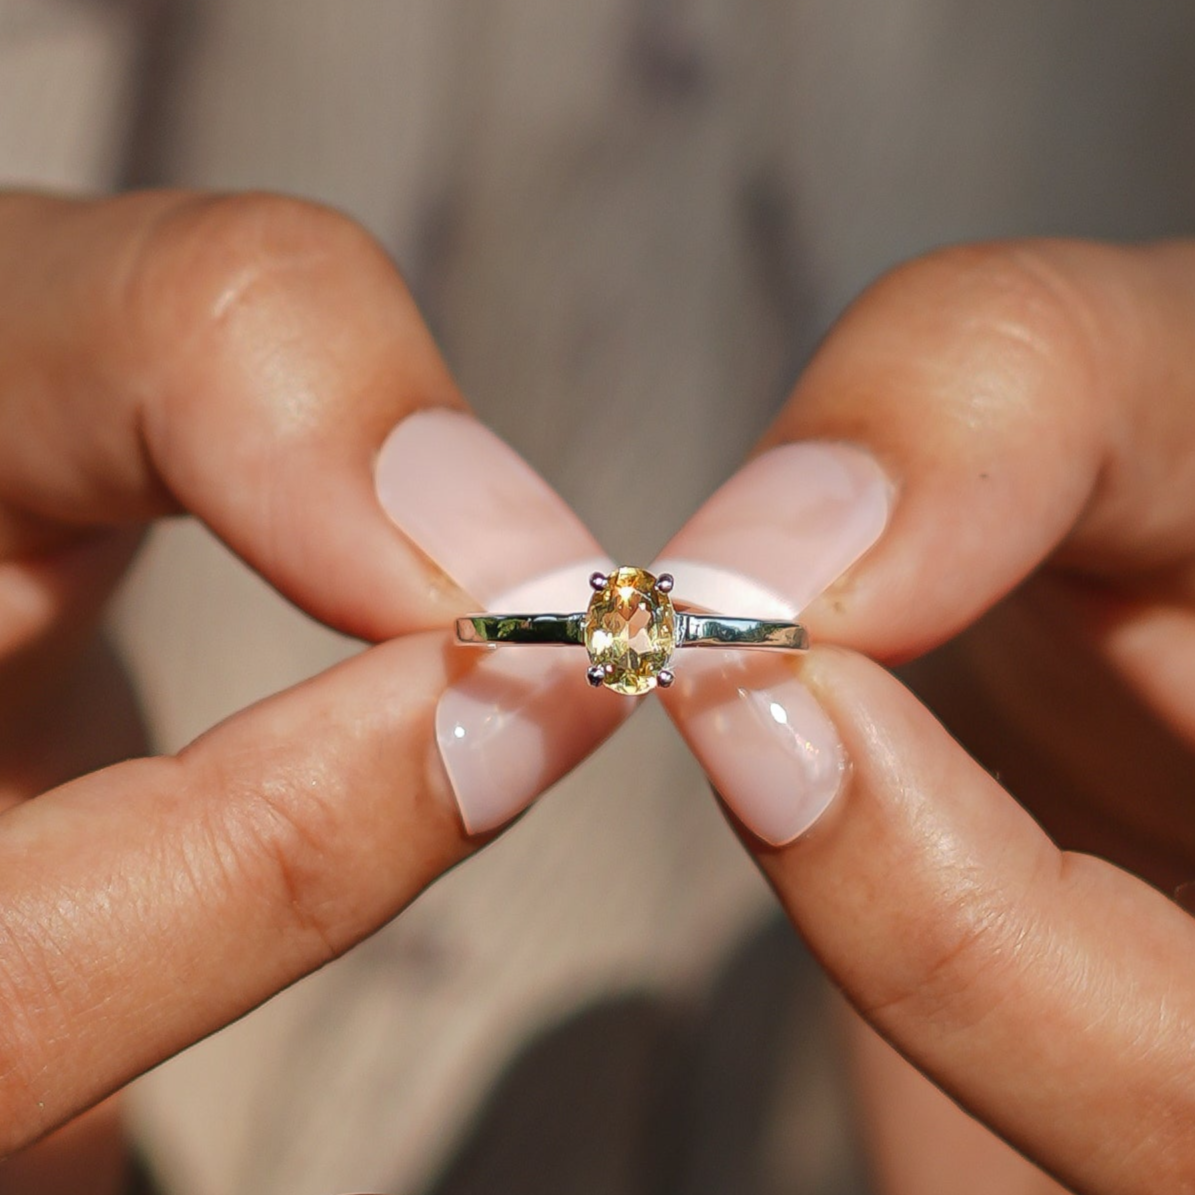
[664,654,844,845]
[436,558,634,834]
[376,409,603,607]
[655,442,885,843]
[654,441,891,617]
[437,650,631,835]
[377,409,621,832]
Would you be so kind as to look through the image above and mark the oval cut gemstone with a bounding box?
[584,566,676,695]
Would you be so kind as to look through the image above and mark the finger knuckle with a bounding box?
[856,880,1029,1035]
[106,190,405,459]
[890,240,1097,353]
[864,241,1104,435]
[194,746,347,966]
[191,190,389,292]
[118,189,396,358]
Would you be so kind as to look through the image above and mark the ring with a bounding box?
[455,565,808,695]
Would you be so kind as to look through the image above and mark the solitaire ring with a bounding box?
[455,565,808,696]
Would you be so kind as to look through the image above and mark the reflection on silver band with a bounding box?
[455,612,808,652]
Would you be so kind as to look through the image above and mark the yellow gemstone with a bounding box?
[584,566,676,695]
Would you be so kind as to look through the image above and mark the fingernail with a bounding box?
[378,409,617,832]
[653,441,884,844]
[437,555,631,834]
[437,649,631,835]
[376,408,603,607]
[653,441,891,617]
[663,654,845,845]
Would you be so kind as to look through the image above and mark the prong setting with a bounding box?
[459,565,808,696]
[583,566,678,695]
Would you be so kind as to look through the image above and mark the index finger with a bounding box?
[660,239,1195,659]
[656,239,1195,845]
[0,632,461,1154]
[0,191,600,641]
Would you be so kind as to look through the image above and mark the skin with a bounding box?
[1,193,1193,1192]
[754,242,1195,1192]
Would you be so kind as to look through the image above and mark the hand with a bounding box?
[9,189,1193,1194]
[0,190,620,1179]
[653,241,1195,1192]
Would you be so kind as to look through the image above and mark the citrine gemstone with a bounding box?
[584,566,676,695]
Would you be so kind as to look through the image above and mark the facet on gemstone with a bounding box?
[583,566,676,695]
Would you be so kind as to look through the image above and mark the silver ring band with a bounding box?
[455,612,808,652]
[453,564,806,696]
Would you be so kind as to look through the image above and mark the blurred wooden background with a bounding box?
[3,1,1195,1192]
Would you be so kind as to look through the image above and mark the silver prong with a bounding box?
[656,573,674,593]
[656,668,675,689]
[589,571,609,591]
[586,665,606,687]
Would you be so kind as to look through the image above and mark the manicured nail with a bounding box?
[437,650,630,834]
[664,654,845,845]
[378,409,620,832]
[376,408,603,607]
[436,563,632,834]
[653,441,891,617]
[655,441,886,843]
